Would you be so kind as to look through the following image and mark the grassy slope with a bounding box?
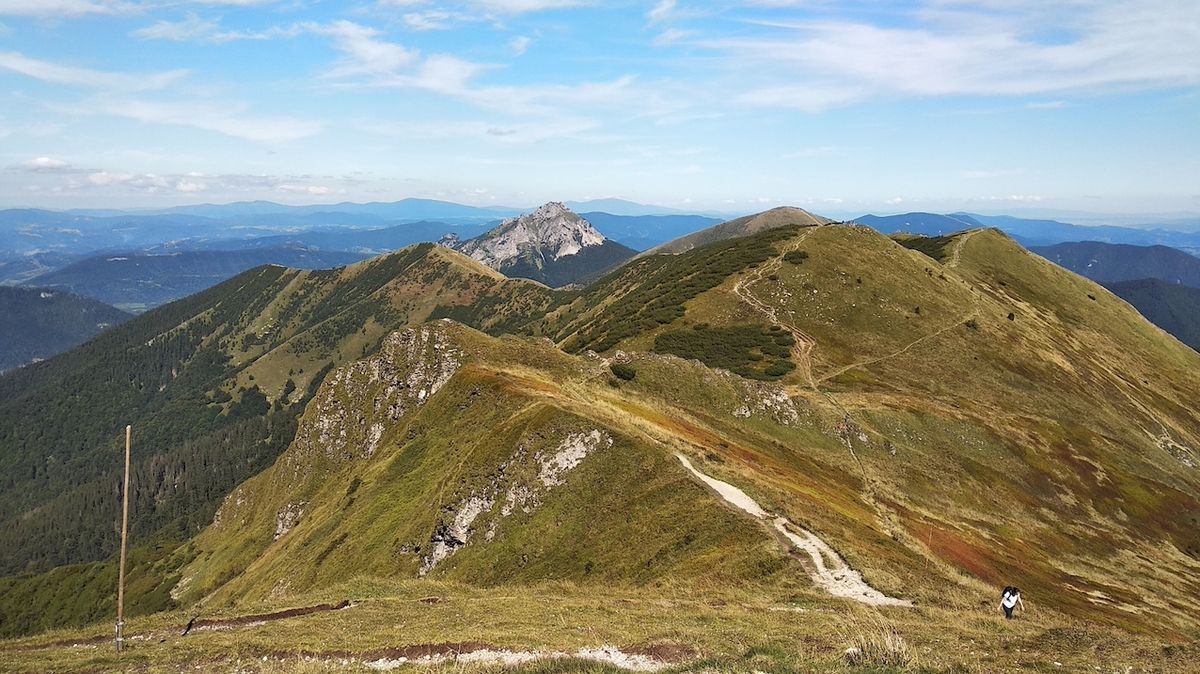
[0,244,554,636]
[5,223,1200,670]
[176,322,786,608]
[547,224,1200,634]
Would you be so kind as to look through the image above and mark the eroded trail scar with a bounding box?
[676,454,911,607]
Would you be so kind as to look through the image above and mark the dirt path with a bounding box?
[3,601,356,653]
[945,228,980,268]
[731,229,818,389]
[813,310,976,385]
[812,229,984,385]
[676,454,911,607]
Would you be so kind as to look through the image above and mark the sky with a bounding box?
[0,0,1198,215]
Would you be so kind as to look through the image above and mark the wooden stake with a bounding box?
[116,425,131,653]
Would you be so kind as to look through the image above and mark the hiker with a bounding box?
[999,586,1025,620]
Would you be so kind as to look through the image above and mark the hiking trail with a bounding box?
[676,454,911,607]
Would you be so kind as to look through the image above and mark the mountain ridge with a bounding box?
[0,286,130,372]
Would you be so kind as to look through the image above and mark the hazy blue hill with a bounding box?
[0,287,130,372]
[579,212,721,250]
[24,247,369,312]
[1032,241,1200,287]
[0,209,268,261]
[852,212,984,235]
[1106,278,1200,351]
[964,213,1200,251]
[145,198,520,222]
[155,221,494,255]
[0,250,80,285]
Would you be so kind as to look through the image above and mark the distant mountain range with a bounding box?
[1031,241,1200,287]
[0,286,130,372]
[1105,279,1200,352]
[1022,240,1200,352]
[146,221,495,256]
[456,202,635,287]
[578,212,722,251]
[854,212,1200,253]
[25,247,368,312]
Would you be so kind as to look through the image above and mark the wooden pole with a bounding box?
[116,424,131,653]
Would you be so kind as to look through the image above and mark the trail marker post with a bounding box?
[116,425,131,653]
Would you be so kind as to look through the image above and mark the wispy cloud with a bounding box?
[85,99,322,142]
[0,50,188,90]
[707,0,1200,110]
[647,0,675,23]
[132,13,219,41]
[469,0,586,14]
[0,0,133,16]
[38,167,358,197]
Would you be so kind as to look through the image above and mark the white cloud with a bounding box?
[0,51,188,90]
[647,0,674,23]
[86,171,136,186]
[653,28,692,46]
[314,20,419,77]
[469,0,585,14]
[279,184,336,195]
[1025,100,1067,109]
[403,11,453,30]
[88,99,321,142]
[0,0,132,16]
[131,13,220,42]
[979,194,1043,202]
[708,0,1200,110]
[175,178,208,192]
[20,156,72,171]
[510,35,531,55]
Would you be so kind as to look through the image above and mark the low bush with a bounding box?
[610,363,636,381]
[653,324,795,380]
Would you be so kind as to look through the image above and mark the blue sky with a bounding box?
[0,0,1197,215]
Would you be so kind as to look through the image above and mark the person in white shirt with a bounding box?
[1000,586,1025,620]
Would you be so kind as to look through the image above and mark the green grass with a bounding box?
[2,579,1192,673]
[546,226,801,353]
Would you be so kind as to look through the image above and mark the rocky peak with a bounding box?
[457,201,607,268]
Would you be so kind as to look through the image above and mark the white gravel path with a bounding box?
[676,453,911,607]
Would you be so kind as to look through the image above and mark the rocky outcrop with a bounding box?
[419,429,614,574]
[288,323,465,471]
